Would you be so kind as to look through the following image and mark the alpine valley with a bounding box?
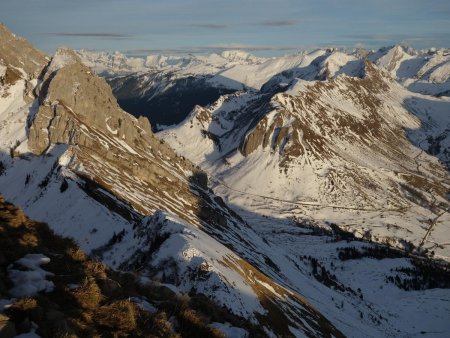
[1,24,449,337]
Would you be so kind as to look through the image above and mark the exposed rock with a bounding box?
[239,116,268,156]
[0,24,47,80]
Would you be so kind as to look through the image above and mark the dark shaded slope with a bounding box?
[110,73,237,130]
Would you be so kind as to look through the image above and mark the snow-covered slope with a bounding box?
[1,25,450,338]
[78,45,449,137]
[79,48,374,130]
[152,51,450,336]
[160,61,450,259]
[76,49,266,77]
[369,45,450,97]
[79,46,450,122]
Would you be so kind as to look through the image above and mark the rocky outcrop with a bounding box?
[27,49,174,207]
[179,59,449,213]
[0,24,47,80]
[29,49,152,155]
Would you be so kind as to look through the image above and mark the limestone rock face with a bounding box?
[0,29,209,225]
[26,47,220,227]
[29,48,147,154]
[0,24,48,81]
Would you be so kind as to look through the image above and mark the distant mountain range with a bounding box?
[77,45,450,130]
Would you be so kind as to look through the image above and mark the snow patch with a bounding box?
[8,254,55,298]
[48,49,77,73]
[0,64,6,78]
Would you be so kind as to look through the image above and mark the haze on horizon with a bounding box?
[1,0,449,57]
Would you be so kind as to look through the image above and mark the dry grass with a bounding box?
[66,247,87,262]
[19,232,39,247]
[10,298,38,312]
[72,278,102,310]
[146,312,180,338]
[178,309,225,338]
[95,300,137,332]
[82,260,108,280]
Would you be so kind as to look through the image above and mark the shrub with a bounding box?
[60,179,69,193]
[0,161,5,175]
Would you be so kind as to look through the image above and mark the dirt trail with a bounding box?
[419,208,449,248]
[209,176,406,212]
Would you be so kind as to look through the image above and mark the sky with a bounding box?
[1,0,449,56]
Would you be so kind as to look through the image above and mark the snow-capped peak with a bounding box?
[47,48,80,73]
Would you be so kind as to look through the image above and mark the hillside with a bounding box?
[1,24,450,337]
[0,194,265,337]
[159,60,450,259]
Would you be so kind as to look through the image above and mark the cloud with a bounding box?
[45,32,132,39]
[255,20,298,27]
[342,34,412,42]
[127,43,301,56]
[188,20,300,30]
[190,23,227,29]
[342,33,450,43]
[313,31,450,51]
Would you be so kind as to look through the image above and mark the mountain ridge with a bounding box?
[0,24,347,338]
[77,44,450,133]
[1,24,449,338]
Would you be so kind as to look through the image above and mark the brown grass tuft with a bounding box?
[72,278,102,310]
[67,247,87,262]
[10,297,38,312]
[179,309,225,338]
[19,232,39,247]
[83,260,108,279]
[146,311,180,338]
[95,300,137,332]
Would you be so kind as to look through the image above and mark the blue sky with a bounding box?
[1,0,449,56]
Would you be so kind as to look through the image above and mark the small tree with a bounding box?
[0,161,5,176]
[60,179,69,192]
